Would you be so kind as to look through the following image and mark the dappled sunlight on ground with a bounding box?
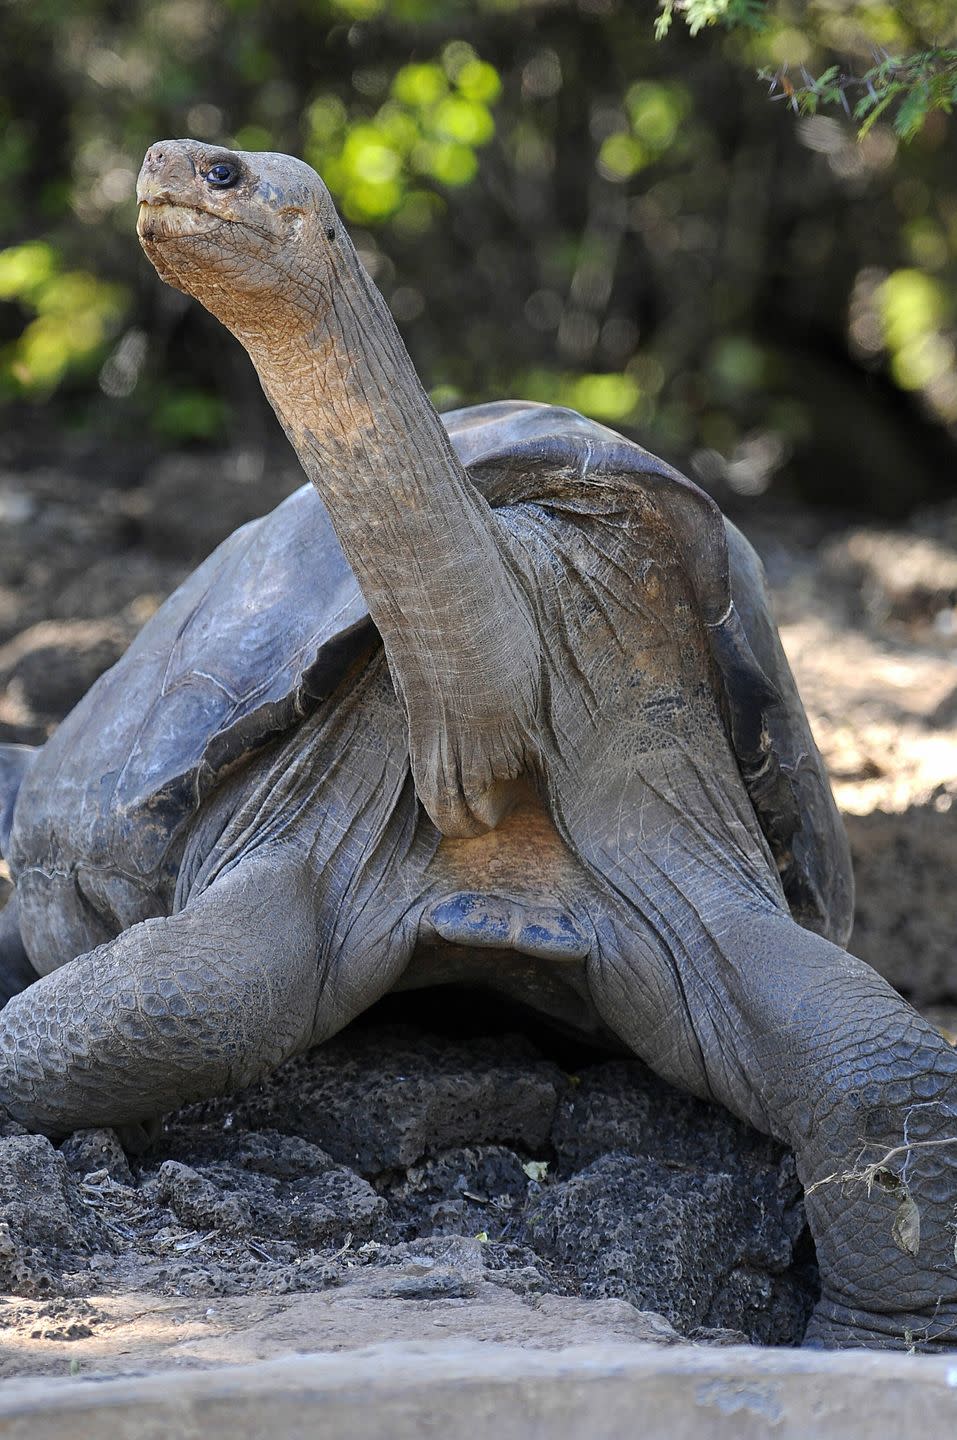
[753,507,957,1006]
[781,613,956,815]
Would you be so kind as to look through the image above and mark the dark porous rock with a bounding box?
[191,1026,564,1174]
[523,1150,814,1346]
[156,1156,386,1248]
[279,1168,387,1246]
[158,1122,338,1181]
[540,1060,815,1344]
[59,1128,135,1186]
[0,1026,815,1338]
[387,1145,532,1241]
[482,1241,561,1297]
[226,1129,338,1181]
[156,1161,251,1235]
[0,1134,106,1296]
[552,1059,786,1178]
[142,1026,815,1338]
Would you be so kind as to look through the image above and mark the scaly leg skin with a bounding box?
[0,895,38,1010]
[0,856,412,1139]
[588,901,957,1350]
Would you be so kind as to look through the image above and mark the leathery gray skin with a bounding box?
[0,141,955,1352]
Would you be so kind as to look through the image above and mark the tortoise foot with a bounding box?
[804,1297,957,1352]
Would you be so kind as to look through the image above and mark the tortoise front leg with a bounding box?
[587,903,957,1349]
[0,895,38,1010]
[0,857,411,1138]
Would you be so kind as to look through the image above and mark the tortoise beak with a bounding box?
[136,143,222,244]
[136,141,197,206]
[137,142,205,242]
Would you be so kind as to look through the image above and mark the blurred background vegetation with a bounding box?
[2,0,957,514]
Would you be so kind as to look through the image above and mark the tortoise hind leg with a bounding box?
[0,852,412,1138]
[0,895,38,1009]
[586,901,957,1350]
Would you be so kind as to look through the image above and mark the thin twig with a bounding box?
[806,1136,957,1196]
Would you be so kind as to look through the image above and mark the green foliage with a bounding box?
[877,268,952,393]
[0,242,126,394]
[1,0,956,509]
[657,0,957,140]
[761,48,957,142]
[151,386,229,442]
[655,0,766,42]
[305,45,501,226]
[855,50,957,141]
[522,370,643,423]
[598,82,691,181]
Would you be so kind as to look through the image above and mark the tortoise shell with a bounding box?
[7,402,852,945]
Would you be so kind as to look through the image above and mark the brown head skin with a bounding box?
[137,142,342,338]
[137,140,542,840]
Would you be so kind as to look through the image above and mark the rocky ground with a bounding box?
[0,433,953,1378]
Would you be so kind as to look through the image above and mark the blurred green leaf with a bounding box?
[306,46,501,224]
[626,82,688,148]
[152,386,229,441]
[0,242,126,392]
[392,63,448,110]
[455,59,502,104]
[598,133,647,181]
[0,242,58,304]
[523,369,643,423]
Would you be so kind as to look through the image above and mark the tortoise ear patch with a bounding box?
[254,180,283,206]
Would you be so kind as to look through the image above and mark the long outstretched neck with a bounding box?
[233,235,540,837]
[239,239,470,636]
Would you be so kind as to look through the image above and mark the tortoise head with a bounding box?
[136,139,340,335]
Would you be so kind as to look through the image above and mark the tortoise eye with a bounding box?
[205,162,239,188]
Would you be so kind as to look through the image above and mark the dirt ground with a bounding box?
[0,435,954,1380]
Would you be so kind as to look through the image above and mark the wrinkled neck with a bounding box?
[232,235,522,777]
[182,225,543,841]
[239,239,464,532]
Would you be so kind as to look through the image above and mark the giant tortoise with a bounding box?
[1,140,956,1350]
